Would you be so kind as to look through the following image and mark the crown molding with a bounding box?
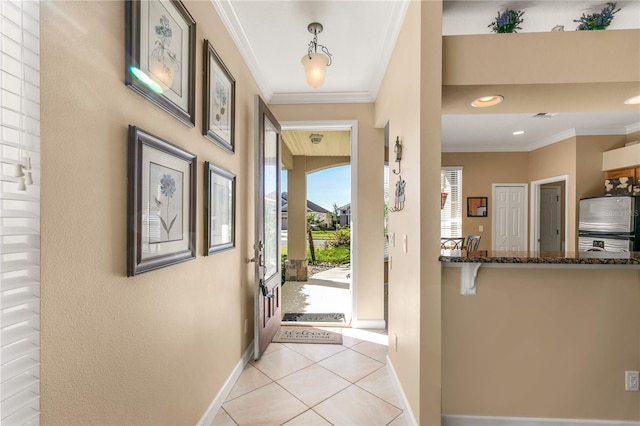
[270,91,374,105]
[366,0,410,101]
[444,123,640,153]
[210,0,273,100]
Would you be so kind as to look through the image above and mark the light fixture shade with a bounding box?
[301,53,329,89]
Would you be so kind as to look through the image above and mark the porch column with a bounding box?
[286,155,308,281]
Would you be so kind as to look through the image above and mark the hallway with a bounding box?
[212,328,408,425]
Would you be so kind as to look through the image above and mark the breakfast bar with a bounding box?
[440,250,640,294]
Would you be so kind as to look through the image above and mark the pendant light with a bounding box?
[301,22,333,89]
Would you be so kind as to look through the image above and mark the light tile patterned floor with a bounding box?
[213,328,409,426]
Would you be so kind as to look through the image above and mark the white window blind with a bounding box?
[1,1,41,424]
[441,167,462,238]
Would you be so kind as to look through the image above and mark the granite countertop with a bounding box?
[440,250,640,265]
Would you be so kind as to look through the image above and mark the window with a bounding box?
[1,1,41,424]
[441,167,462,237]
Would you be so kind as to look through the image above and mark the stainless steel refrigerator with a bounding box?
[578,196,639,252]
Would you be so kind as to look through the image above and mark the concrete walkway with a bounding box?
[281,266,352,325]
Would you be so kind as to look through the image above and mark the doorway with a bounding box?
[531,175,569,253]
[279,120,357,326]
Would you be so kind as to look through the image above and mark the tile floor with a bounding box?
[213,328,409,426]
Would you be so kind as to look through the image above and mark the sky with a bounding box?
[282,165,351,212]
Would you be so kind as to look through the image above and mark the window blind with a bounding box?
[441,167,462,238]
[1,1,41,424]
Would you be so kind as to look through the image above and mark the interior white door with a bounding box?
[493,185,527,251]
[539,186,561,251]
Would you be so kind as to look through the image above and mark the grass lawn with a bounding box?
[280,245,350,265]
[310,230,337,240]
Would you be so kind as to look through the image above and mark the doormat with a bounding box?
[272,326,342,344]
[282,313,346,323]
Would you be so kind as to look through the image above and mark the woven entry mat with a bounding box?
[272,326,342,344]
[282,312,346,323]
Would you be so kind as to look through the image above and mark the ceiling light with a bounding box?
[624,95,640,105]
[513,130,525,135]
[301,23,332,89]
[309,133,323,144]
[471,95,503,108]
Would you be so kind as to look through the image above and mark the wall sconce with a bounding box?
[392,136,402,175]
[301,22,333,89]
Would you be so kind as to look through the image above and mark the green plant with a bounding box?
[327,228,350,248]
[574,2,620,30]
[488,8,525,33]
[281,253,287,284]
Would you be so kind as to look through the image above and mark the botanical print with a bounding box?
[148,0,183,95]
[149,162,183,243]
[209,63,231,138]
[211,179,231,245]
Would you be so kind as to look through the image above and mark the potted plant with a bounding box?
[574,2,620,30]
[488,9,525,33]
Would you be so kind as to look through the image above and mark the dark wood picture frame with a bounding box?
[467,196,488,217]
[127,125,197,276]
[204,162,236,255]
[203,39,236,153]
[125,0,196,127]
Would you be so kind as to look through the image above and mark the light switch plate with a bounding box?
[403,235,407,253]
[479,225,484,232]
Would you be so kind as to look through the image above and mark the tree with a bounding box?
[307,213,322,263]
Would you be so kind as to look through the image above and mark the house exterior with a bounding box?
[1,1,638,425]
[338,203,351,227]
[280,192,333,230]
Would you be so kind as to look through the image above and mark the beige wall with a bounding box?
[442,266,640,421]
[269,103,385,323]
[442,152,529,251]
[41,2,258,423]
[375,1,443,423]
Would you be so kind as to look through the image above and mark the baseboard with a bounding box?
[351,318,386,329]
[442,415,640,426]
[197,341,254,426]
[386,355,418,426]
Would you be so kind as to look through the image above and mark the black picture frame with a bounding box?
[467,196,488,217]
[127,125,197,276]
[203,39,236,153]
[125,0,196,127]
[204,162,236,255]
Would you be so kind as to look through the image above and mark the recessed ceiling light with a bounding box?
[624,95,640,105]
[471,95,504,108]
[513,130,525,135]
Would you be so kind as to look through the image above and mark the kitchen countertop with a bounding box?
[440,250,640,265]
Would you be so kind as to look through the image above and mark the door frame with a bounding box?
[531,175,569,253]
[491,183,528,251]
[539,185,562,251]
[279,120,358,325]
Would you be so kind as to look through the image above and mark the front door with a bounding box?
[254,95,282,360]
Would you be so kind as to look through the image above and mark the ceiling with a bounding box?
[212,0,640,152]
[282,130,351,156]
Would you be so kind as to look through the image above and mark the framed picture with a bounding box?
[203,39,236,153]
[467,196,488,217]
[127,125,197,276]
[204,162,236,254]
[125,0,196,127]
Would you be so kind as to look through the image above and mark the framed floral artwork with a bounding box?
[125,0,196,127]
[127,125,197,276]
[203,39,236,153]
[204,162,236,254]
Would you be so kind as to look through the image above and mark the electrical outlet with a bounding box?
[393,333,398,352]
[479,225,484,233]
[626,371,639,391]
[403,235,407,253]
